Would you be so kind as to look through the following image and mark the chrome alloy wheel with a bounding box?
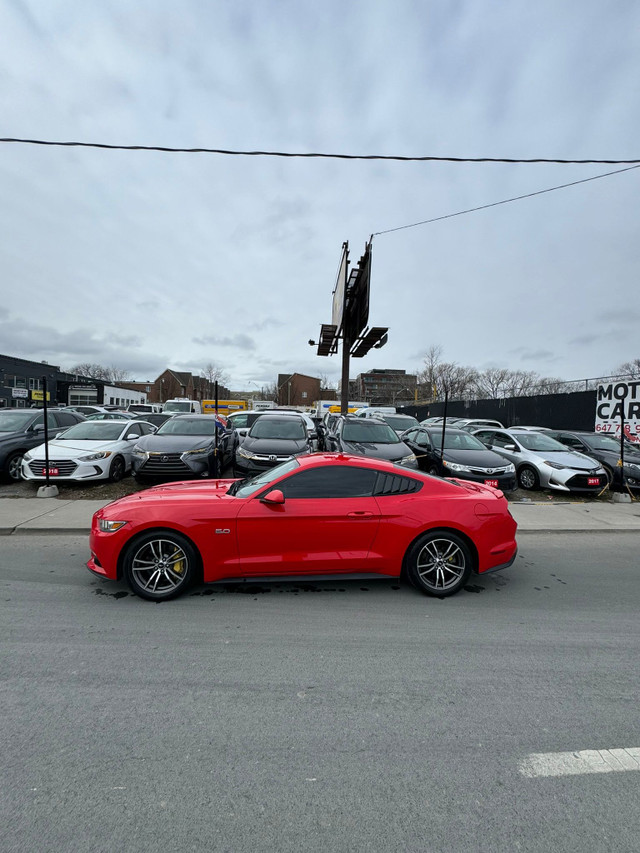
[415,537,467,591]
[130,537,189,594]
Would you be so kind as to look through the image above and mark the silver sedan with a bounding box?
[471,428,607,493]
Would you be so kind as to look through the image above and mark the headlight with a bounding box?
[238,446,255,460]
[23,451,32,461]
[543,460,565,470]
[79,451,113,461]
[183,446,211,456]
[505,463,515,473]
[400,454,417,465]
[98,519,128,532]
[442,460,471,473]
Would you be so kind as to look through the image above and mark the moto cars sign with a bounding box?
[595,381,640,441]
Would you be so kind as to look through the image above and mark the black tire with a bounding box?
[405,530,472,597]
[427,464,441,477]
[108,455,126,482]
[6,451,24,482]
[517,465,540,491]
[123,530,197,601]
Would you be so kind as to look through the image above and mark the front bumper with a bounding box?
[132,451,210,479]
[445,470,517,492]
[22,457,112,481]
[544,468,607,493]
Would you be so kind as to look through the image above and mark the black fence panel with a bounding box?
[399,389,597,431]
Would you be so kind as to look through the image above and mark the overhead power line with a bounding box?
[372,164,640,236]
[0,136,639,164]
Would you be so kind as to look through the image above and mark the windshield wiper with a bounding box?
[227,478,248,496]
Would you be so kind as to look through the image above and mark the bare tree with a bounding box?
[68,363,130,383]
[201,362,230,397]
[614,358,640,379]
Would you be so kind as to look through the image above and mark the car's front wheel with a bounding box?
[108,455,126,482]
[6,451,24,481]
[517,465,540,490]
[122,530,198,601]
[405,530,472,597]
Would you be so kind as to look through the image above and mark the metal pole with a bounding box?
[213,380,219,478]
[620,406,625,486]
[42,375,50,485]
[340,329,350,415]
[440,389,449,464]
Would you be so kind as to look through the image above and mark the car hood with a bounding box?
[342,440,410,461]
[102,478,238,512]
[587,446,640,464]
[28,439,122,458]
[528,449,601,470]
[443,448,512,467]
[242,437,308,455]
[135,434,214,452]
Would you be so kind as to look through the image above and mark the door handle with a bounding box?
[347,511,374,518]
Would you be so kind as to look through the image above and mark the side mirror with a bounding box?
[261,489,285,505]
[33,424,46,432]
[126,433,140,440]
[504,444,517,451]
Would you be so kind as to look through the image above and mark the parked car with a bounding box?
[131,414,232,481]
[88,453,518,601]
[506,425,552,431]
[127,403,163,414]
[544,430,640,492]
[228,409,319,451]
[454,418,505,432]
[372,412,420,435]
[132,413,175,429]
[0,408,85,481]
[472,428,607,493]
[324,416,418,468]
[85,411,139,420]
[64,405,112,416]
[401,427,516,491]
[22,418,156,483]
[234,415,313,478]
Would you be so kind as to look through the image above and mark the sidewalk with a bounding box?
[0,497,639,535]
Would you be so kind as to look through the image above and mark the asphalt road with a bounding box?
[2,534,639,853]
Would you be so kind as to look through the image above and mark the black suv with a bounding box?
[0,408,85,481]
[324,415,419,468]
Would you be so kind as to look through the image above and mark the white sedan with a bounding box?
[21,419,156,483]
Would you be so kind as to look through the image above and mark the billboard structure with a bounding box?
[313,238,388,414]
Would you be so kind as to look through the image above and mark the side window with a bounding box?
[232,414,248,429]
[374,472,422,496]
[561,434,583,450]
[416,431,431,447]
[404,429,417,441]
[491,433,514,449]
[32,413,57,429]
[125,424,142,439]
[54,412,79,427]
[278,466,378,499]
[474,430,493,445]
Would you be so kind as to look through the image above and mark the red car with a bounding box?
[88,454,517,601]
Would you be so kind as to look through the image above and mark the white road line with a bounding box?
[519,747,640,778]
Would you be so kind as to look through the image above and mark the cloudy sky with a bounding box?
[1,0,638,391]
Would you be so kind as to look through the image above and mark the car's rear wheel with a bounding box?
[123,530,197,601]
[405,531,472,597]
[518,465,540,490]
[108,455,126,482]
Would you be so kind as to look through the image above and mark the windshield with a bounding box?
[249,418,306,439]
[0,411,37,431]
[585,434,634,452]
[55,422,125,441]
[163,402,192,413]
[516,433,568,451]
[383,415,419,430]
[343,422,400,444]
[429,431,488,451]
[156,418,218,436]
[233,458,300,498]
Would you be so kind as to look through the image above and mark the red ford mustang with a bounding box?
[88,453,518,601]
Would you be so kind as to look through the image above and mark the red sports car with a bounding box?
[88,453,518,601]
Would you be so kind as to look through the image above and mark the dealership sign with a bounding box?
[595,381,640,440]
[11,388,28,399]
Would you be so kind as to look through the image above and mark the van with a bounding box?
[312,400,369,417]
[162,398,202,414]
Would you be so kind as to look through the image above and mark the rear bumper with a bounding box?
[479,547,518,574]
